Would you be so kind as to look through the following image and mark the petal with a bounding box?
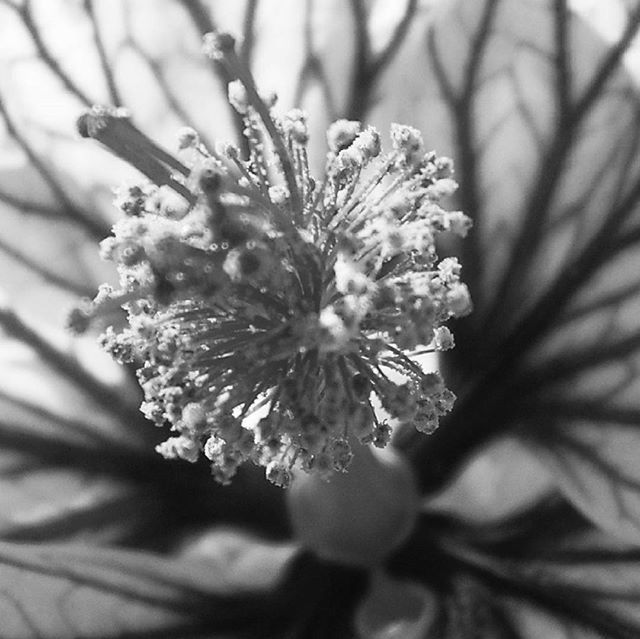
[368,0,640,541]
[425,436,555,523]
[0,321,163,544]
[177,526,298,590]
[396,504,640,639]
[354,570,437,639]
[0,539,281,638]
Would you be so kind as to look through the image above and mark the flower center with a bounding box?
[71,30,472,489]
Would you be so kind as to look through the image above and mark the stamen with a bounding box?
[77,106,195,204]
[72,31,472,487]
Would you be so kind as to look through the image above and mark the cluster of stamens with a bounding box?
[70,32,471,487]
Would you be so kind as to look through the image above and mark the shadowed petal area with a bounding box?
[390,500,640,638]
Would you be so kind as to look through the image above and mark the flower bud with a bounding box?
[287,443,419,566]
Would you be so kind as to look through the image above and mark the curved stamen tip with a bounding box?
[76,112,92,138]
[76,105,129,139]
[203,31,237,60]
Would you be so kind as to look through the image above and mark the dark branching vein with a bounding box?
[478,130,576,342]
[0,401,290,540]
[0,544,265,617]
[0,413,290,540]
[0,309,142,427]
[0,187,61,218]
[509,58,546,149]
[0,388,145,452]
[405,1,526,488]
[117,36,215,152]
[496,164,640,354]
[408,170,640,487]
[574,3,640,119]
[0,457,45,479]
[0,394,223,502]
[527,426,640,497]
[369,0,418,79]
[5,0,93,106]
[0,487,157,543]
[0,549,366,639]
[0,236,96,297]
[579,102,640,239]
[293,56,338,123]
[474,102,513,154]
[553,0,571,119]
[518,422,640,542]
[0,418,163,480]
[521,399,640,428]
[293,0,338,119]
[457,0,501,98]
[469,498,590,559]
[412,127,640,489]
[531,544,640,564]
[82,0,123,106]
[349,0,369,60]
[546,123,633,240]
[495,579,640,639]
[482,3,640,341]
[2,592,35,639]
[0,97,109,240]
[427,27,456,104]
[394,521,640,639]
[344,0,418,121]
[516,330,640,395]
[0,419,179,544]
[611,207,640,251]
[345,0,371,121]
[427,0,501,311]
[510,179,640,356]
[555,280,640,326]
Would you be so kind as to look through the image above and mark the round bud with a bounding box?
[287,443,419,566]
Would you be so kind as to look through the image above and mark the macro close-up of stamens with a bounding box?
[2,1,640,637]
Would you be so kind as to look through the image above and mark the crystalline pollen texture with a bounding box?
[71,31,472,488]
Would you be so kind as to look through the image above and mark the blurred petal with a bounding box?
[495,534,640,638]
[425,437,555,523]
[178,526,298,590]
[0,539,279,638]
[354,570,437,639]
[0,319,165,544]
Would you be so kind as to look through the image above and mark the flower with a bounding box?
[2,2,640,638]
[72,31,471,489]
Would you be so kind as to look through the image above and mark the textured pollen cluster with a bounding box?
[71,32,472,488]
